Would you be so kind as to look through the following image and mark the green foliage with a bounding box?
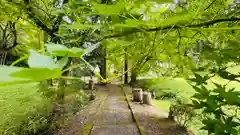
[1,0,240,134]
[169,101,195,127]
[11,68,62,81]
[28,49,66,68]
[0,83,50,133]
[156,91,177,100]
[0,43,99,86]
[92,1,125,15]
[135,78,156,91]
[189,71,240,135]
[46,43,86,57]
[152,99,171,112]
[0,81,89,134]
[0,49,67,86]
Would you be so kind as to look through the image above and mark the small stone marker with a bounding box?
[88,79,94,90]
[132,88,143,102]
[151,91,156,99]
[143,92,152,105]
[90,90,96,100]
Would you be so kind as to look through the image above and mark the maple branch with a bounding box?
[23,0,53,36]
[204,0,217,10]
[22,0,69,39]
[52,15,64,34]
[102,17,240,40]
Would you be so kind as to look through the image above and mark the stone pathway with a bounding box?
[56,84,140,135]
[90,84,140,135]
[56,84,194,135]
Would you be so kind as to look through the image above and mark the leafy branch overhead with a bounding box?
[0,43,98,86]
[102,17,240,40]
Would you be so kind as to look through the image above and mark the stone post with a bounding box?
[132,88,143,102]
[88,79,94,90]
[143,92,152,105]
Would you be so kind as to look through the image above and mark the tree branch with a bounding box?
[52,15,63,34]
[23,0,53,36]
[177,28,184,73]
[52,0,69,31]
[136,32,158,72]
[33,4,52,18]
[102,17,240,40]
[39,0,49,12]
[195,30,215,45]
[22,0,69,39]
[177,29,181,56]
[204,0,217,10]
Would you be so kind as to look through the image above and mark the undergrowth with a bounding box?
[0,80,89,134]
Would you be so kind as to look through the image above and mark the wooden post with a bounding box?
[143,92,152,105]
[88,79,94,90]
[168,105,174,120]
[132,88,143,102]
[124,49,128,84]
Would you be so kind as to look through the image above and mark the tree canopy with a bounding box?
[1,0,240,134]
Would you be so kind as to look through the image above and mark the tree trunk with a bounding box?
[57,78,66,125]
[99,62,106,84]
[130,69,137,87]
[62,57,72,85]
[42,31,54,86]
[0,52,7,65]
[99,44,107,84]
[102,54,107,79]
[120,68,123,81]
[124,51,128,84]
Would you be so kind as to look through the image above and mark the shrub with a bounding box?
[0,83,50,134]
[135,78,155,91]
[10,106,54,135]
[135,78,179,100]
[155,91,177,100]
[168,101,195,127]
[68,91,89,114]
